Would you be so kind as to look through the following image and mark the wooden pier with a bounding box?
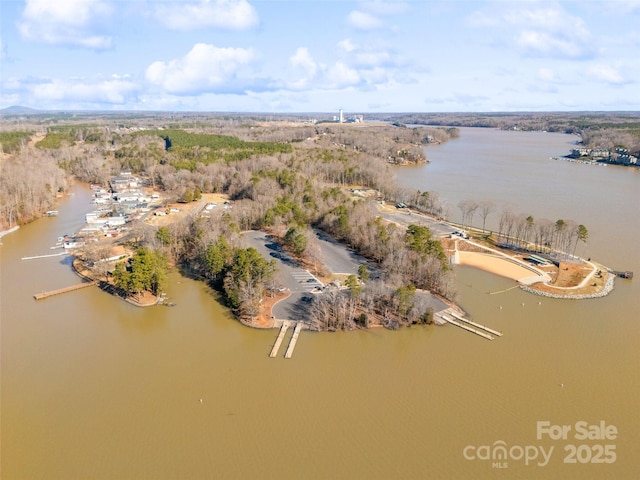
[440,314,494,340]
[33,281,96,300]
[22,252,68,260]
[269,322,290,357]
[450,312,503,337]
[284,322,303,359]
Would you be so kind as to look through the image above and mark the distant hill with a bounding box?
[0,105,42,114]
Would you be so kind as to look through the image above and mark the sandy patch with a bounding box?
[457,251,542,282]
[146,192,230,227]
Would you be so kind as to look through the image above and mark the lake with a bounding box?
[1,127,638,479]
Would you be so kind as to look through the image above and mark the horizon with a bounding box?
[1,1,639,113]
[3,105,640,116]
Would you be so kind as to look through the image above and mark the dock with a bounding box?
[450,312,503,337]
[22,252,68,260]
[284,322,303,359]
[269,321,290,357]
[33,281,96,300]
[440,314,494,340]
[612,270,633,279]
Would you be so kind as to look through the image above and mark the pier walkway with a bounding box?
[34,281,96,300]
[450,312,503,337]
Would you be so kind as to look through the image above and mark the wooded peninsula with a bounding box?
[1,111,635,329]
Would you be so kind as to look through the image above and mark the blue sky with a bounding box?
[1,0,639,112]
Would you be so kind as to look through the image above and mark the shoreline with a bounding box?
[0,225,20,240]
[448,235,613,299]
[71,257,159,307]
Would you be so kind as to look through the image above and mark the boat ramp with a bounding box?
[270,321,305,358]
[436,310,502,341]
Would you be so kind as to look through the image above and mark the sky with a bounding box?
[1,0,639,112]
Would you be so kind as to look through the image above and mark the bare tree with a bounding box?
[478,201,495,233]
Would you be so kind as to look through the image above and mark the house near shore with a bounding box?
[110,174,141,193]
[570,147,610,160]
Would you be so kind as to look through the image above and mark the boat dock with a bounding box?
[450,312,503,337]
[612,270,633,279]
[269,321,290,357]
[440,314,495,340]
[22,252,68,260]
[284,322,303,359]
[33,281,96,300]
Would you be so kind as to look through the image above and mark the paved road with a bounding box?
[313,229,379,276]
[380,209,458,238]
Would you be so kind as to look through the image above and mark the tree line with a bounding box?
[1,117,459,326]
[456,199,588,259]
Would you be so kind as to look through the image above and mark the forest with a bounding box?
[368,112,640,155]
[0,113,461,329]
[0,110,630,328]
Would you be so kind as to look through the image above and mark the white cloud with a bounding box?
[586,65,627,84]
[286,38,405,93]
[347,1,408,31]
[362,0,409,16]
[28,77,138,105]
[325,62,361,89]
[537,67,556,83]
[515,30,590,59]
[18,0,113,49]
[338,39,356,54]
[154,0,259,30]
[337,38,395,68]
[347,11,383,30]
[289,47,318,89]
[145,43,255,95]
[614,0,640,13]
[470,4,595,60]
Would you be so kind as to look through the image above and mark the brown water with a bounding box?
[2,129,639,479]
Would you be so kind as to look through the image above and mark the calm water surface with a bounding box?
[2,128,639,479]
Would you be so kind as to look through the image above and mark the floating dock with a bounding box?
[33,281,96,300]
[612,270,633,279]
[450,312,503,337]
[284,322,303,359]
[440,314,494,340]
[269,322,290,357]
